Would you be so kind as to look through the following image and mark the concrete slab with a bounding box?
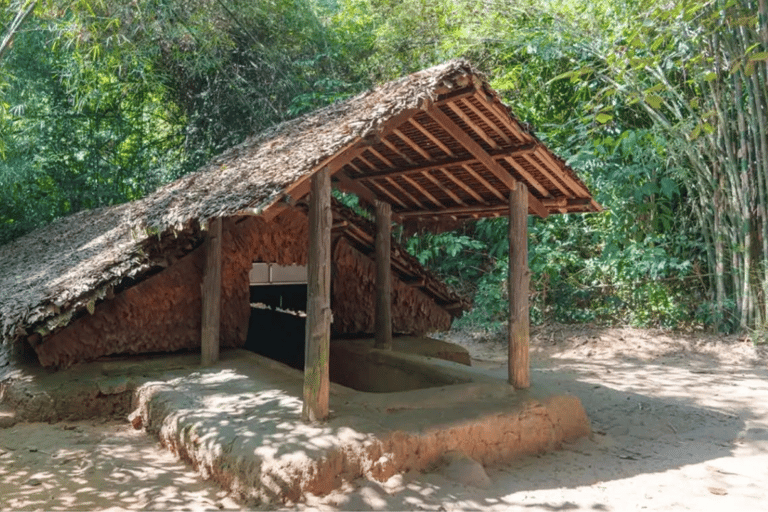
[0,348,590,507]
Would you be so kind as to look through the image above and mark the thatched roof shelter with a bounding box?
[0,59,598,355]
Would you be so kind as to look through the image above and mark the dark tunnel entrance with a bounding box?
[244,265,308,371]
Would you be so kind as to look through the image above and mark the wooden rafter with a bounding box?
[533,147,590,197]
[501,156,551,198]
[366,178,409,209]
[401,174,445,208]
[445,102,499,149]
[391,128,432,160]
[521,153,573,198]
[408,118,454,157]
[465,95,513,145]
[422,171,467,206]
[350,144,537,181]
[460,164,506,201]
[384,176,426,209]
[438,168,487,204]
[427,108,549,218]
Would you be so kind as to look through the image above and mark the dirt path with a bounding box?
[296,325,768,511]
[1,325,767,511]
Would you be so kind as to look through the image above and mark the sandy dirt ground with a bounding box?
[1,324,767,511]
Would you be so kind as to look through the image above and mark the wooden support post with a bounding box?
[201,217,223,366]
[508,182,530,389]
[303,167,332,422]
[374,200,393,350]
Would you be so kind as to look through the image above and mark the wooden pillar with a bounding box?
[508,182,530,389]
[302,167,332,422]
[201,217,223,366]
[374,199,392,350]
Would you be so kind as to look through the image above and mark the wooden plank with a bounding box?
[533,147,591,197]
[401,174,445,208]
[375,200,393,350]
[446,102,499,149]
[366,179,410,209]
[501,156,552,198]
[438,168,487,204]
[398,199,547,219]
[350,145,537,181]
[508,182,530,389]
[428,108,550,218]
[302,167,332,422]
[460,164,506,201]
[521,152,573,198]
[392,128,432,160]
[408,118,455,157]
[201,217,222,366]
[422,170,467,206]
[465,94,513,145]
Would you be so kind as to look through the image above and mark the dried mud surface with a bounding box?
[2,324,768,511]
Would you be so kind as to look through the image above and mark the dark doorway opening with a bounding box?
[244,284,306,370]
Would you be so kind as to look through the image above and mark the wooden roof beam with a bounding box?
[350,144,537,182]
[438,168,487,205]
[520,153,573,198]
[407,118,455,157]
[399,203,529,218]
[391,128,432,160]
[427,109,549,218]
[464,95,513,145]
[460,164,506,202]
[422,171,467,207]
[445,102,499,149]
[501,156,552,198]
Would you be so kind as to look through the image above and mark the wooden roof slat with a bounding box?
[381,137,415,165]
[366,179,410,209]
[520,153,573,198]
[392,128,432,160]
[366,147,396,169]
[427,108,549,218]
[445,102,499,149]
[533,147,591,197]
[460,164,506,201]
[465,94,513,145]
[401,174,445,208]
[438,168,487,205]
[349,144,537,182]
[423,171,467,206]
[481,98,530,145]
[384,176,427,209]
[407,119,455,157]
[500,156,552,198]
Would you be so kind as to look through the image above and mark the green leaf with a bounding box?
[595,113,613,124]
[748,51,768,61]
[645,94,664,109]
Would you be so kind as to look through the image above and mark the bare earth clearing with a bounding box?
[1,324,767,511]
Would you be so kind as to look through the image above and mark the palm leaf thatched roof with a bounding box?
[0,59,598,347]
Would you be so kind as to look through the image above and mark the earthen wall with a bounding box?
[34,212,452,367]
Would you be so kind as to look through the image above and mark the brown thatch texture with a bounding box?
[0,60,481,347]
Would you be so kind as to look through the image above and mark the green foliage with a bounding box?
[2,0,756,333]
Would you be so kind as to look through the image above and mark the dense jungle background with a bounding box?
[2,0,767,336]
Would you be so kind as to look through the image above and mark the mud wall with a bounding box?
[332,238,453,336]
[35,214,310,367]
[34,212,453,367]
